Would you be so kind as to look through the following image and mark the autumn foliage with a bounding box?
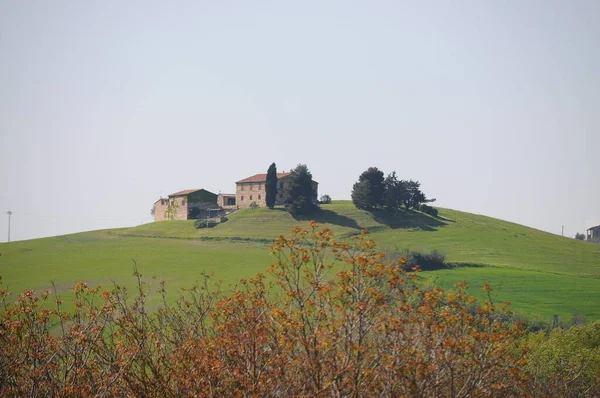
[1,223,598,396]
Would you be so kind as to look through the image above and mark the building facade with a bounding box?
[235,172,318,208]
[217,193,237,210]
[153,189,218,221]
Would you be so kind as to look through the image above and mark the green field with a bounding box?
[1,201,599,324]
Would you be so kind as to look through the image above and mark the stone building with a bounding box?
[153,189,218,221]
[235,172,318,208]
[217,193,237,210]
[587,225,600,244]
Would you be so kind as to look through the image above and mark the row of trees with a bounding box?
[352,167,432,211]
[266,162,317,216]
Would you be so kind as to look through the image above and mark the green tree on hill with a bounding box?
[352,167,385,209]
[401,180,426,210]
[351,179,373,210]
[284,164,317,216]
[383,171,406,210]
[575,233,585,240]
[266,163,278,209]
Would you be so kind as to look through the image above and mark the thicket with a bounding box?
[386,247,448,271]
[0,224,598,396]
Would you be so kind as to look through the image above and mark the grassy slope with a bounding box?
[1,201,599,323]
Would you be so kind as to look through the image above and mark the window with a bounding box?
[258,195,261,200]
[161,199,165,205]
[279,182,283,189]
[241,196,244,201]
[250,195,253,200]
[181,199,186,205]
[241,185,244,191]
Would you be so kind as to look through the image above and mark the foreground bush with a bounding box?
[194,219,216,229]
[0,223,597,396]
[521,322,600,397]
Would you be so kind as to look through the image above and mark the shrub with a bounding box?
[219,216,228,223]
[419,203,439,217]
[1,224,593,396]
[387,247,447,271]
[319,194,332,204]
[575,232,586,240]
[249,201,259,210]
[521,322,600,396]
[194,219,216,229]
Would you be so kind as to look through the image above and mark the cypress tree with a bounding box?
[265,163,278,209]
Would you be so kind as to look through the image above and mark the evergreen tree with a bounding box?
[351,167,385,209]
[265,163,278,209]
[351,179,373,210]
[401,180,426,209]
[284,164,316,216]
[383,172,406,210]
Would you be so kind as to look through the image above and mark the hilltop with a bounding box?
[1,201,599,324]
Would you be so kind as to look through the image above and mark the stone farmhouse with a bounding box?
[587,225,600,244]
[236,172,318,208]
[153,171,318,221]
[153,189,219,222]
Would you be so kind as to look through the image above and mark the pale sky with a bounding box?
[1,0,599,242]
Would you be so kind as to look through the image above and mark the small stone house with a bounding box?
[587,225,600,243]
[217,193,237,210]
[154,189,218,221]
[236,172,318,208]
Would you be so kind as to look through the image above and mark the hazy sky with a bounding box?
[1,0,598,242]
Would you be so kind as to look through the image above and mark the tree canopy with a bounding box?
[352,167,431,211]
[284,164,317,216]
[351,167,385,209]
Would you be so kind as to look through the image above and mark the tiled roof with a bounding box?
[587,225,600,231]
[236,172,291,184]
[168,189,203,197]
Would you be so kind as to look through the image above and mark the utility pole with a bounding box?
[561,225,564,237]
[6,211,12,243]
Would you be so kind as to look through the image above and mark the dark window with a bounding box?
[279,182,283,189]
[258,195,261,200]
[250,195,253,200]
[241,185,244,191]
[182,199,185,205]
[241,196,244,201]
[161,199,165,205]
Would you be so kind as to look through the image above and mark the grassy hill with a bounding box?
[1,201,599,324]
